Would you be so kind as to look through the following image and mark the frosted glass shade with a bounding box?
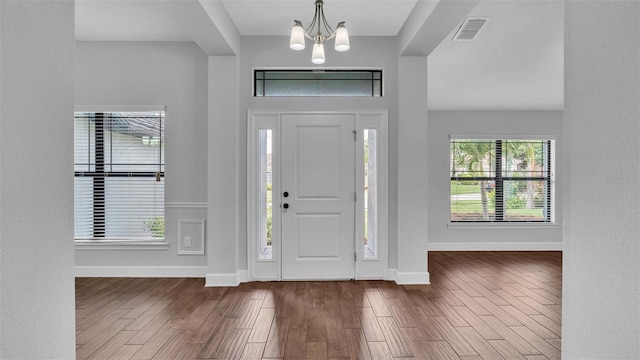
[290,22,305,50]
[334,24,350,52]
[311,43,325,64]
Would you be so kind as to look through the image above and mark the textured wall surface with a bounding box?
[563,1,640,358]
[427,110,563,249]
[208,56,239,277]
[397,56,429,282]
[0,1,76,358]
[75,41,208,204]
[74,41,208,270]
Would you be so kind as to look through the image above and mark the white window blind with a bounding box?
[74,111,165,240]
[450,139,553,222]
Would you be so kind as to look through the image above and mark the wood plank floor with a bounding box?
[76,251,562,359]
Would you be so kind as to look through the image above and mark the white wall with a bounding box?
[75,42,209,272]
[73,38,568,286]
[563,1,640,357]
[0,1,76,358]
[427,110,563,250]
[72,37,414,281]
[397,56,429,283]
[207,55,240,285]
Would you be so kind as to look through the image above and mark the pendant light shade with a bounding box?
[334,22,350,51]
[311,43,326,64]
[288,0,349,64]
[289,21,306,50]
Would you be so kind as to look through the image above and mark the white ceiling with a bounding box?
[221,0,419,36]
[75,0,418,41]
[428,1,564,110]
[74,0,564,110]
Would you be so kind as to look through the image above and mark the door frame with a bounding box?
[247,110,389,281]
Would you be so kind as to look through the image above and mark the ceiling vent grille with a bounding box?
[453,17,488,41]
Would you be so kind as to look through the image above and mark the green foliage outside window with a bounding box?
[144,217,165,238]
[451,139,552,222]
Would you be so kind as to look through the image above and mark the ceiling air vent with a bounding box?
[453,17,488,41]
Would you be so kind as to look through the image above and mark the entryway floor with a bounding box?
[75,251,561,359]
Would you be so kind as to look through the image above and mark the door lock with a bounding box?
[283,203,289,209]
[283,191,289,198]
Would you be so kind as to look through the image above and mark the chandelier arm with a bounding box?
[317,11,325,37]
[315,0,324,36]
[290,0,349,62]
[304,3,320,35]
[320,6,335,36]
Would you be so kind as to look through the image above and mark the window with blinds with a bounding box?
[74,111,165,240]
[450,139,553,222]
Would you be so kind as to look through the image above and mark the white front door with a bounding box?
[280,114,355,280]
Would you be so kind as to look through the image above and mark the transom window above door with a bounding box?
[254,69,382,97]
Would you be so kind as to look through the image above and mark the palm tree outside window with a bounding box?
[450,139,554,222]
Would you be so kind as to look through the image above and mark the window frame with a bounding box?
[74,106,168,249]
[253,69,383,97]
[449,137,555,224]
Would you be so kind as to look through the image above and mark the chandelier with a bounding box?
[289,0,350,64]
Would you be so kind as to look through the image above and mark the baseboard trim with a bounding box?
[75,266,208,278]
[385,269,397,282]
[427,242,563,251]
[394,270,430,285]
[357,275,386,281]
[237,270,249,283]
[250,276,280,282]
[205,270,248,287]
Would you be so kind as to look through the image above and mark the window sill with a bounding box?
[447,223,559,230]
[75,239,169,250]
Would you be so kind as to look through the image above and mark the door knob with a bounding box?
[283,203,289,209]
[283,191,289,198]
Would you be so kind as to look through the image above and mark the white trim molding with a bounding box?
[75,240,169,251]
[166,202,208,209]
[75,105,166,113]
[75,265,207,277]
[247,110,389,281]
[177,219,206,255]
[449,134,558,140]
[427,242,563,251]
[447,223,559,230]
[394,270,431,285]
[385,269,397,282]
[251,275,280,282]
[205,270,248,287]
[357,275,387,281]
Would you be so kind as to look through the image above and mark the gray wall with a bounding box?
[0,1,76,358]
[207,55,240,279]
[563,1,640,357]
[397,56,429,280]
[74,41,208,269]
[74,38,566,277]
[2,1,639,357]
[427,110,563,249]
